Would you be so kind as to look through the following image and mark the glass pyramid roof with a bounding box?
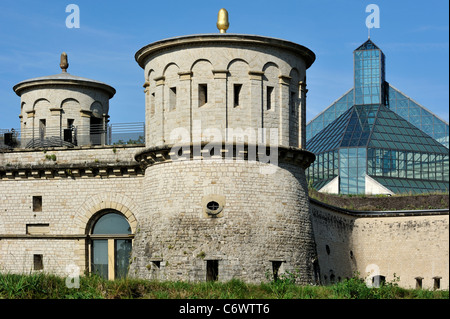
[371,177,449,194]
[306,103,449,155]
[368,104,448,154]
[307,85,449,148]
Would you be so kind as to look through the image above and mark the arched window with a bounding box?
[89,211,132,280]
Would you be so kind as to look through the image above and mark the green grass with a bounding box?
[0,273,448,299]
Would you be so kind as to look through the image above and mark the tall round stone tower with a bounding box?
[13,53,116,147]
[130,9,318,284]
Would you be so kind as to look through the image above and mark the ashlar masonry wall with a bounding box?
[0,146,144,276]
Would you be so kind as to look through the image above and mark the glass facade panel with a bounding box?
[388,86,449,148]
[115,239,132,279]
[306,89,355,141]
[306,38,449,195]
[91,212,132,280]
[339,147,366,194]
[92,239,108,279]
[92,213,132,235]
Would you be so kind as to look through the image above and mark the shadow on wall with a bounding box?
[309,199,357,285]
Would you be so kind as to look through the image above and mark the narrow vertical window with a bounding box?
[233,84,242,107]
[39,119,46,139]
[34,254,43,270]
[199,84,208,107]
[290,91,296,114]
[33,196,42,212]
[206,260,218,281]
[266,86,274,110]
[151,92,155,115]
[169,87,177,111]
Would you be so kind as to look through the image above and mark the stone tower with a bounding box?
[13,53,116,148]
[129,10,318,283]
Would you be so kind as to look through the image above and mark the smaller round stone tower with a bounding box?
[13,53,116,148]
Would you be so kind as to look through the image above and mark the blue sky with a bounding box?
[0,0,448,129]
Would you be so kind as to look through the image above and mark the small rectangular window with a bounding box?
[199,84,208,107]
[67,119,74,128]
[169,87,177,110]
[415,277,423,289]
[206,260,218,281]
[266,86,274,110]
[34,254,43,270]
[233,84,242,107]
[433,277,441,290]
[33,196,42,212]
[272,261,283,281]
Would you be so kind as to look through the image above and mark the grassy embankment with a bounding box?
[0,272,448,299]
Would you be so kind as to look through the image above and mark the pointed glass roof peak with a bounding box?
[354,38,381,51]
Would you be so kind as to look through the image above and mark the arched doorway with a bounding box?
[89,211,132,280]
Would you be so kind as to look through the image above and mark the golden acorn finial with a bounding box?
[217,8,229,33]
[60,52,69,73]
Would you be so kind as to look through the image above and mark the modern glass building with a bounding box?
[306,39,449,195]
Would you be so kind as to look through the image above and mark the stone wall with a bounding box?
[129,157,317,284]
[0,145,144,167]
[0,146,144,275]
[310,199,449,290]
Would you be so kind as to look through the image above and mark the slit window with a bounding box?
[151,92,156,114]
[234,84,242,107]
[266,86,274,110]
[199,84,208,107]
[290,91,296,114]
[169,87,177,110]
[39,119,46,139]
[206,260,218,281]
[34,254,43,271]
[33,196,42,212]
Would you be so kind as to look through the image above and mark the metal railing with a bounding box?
[0,122,145,149]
